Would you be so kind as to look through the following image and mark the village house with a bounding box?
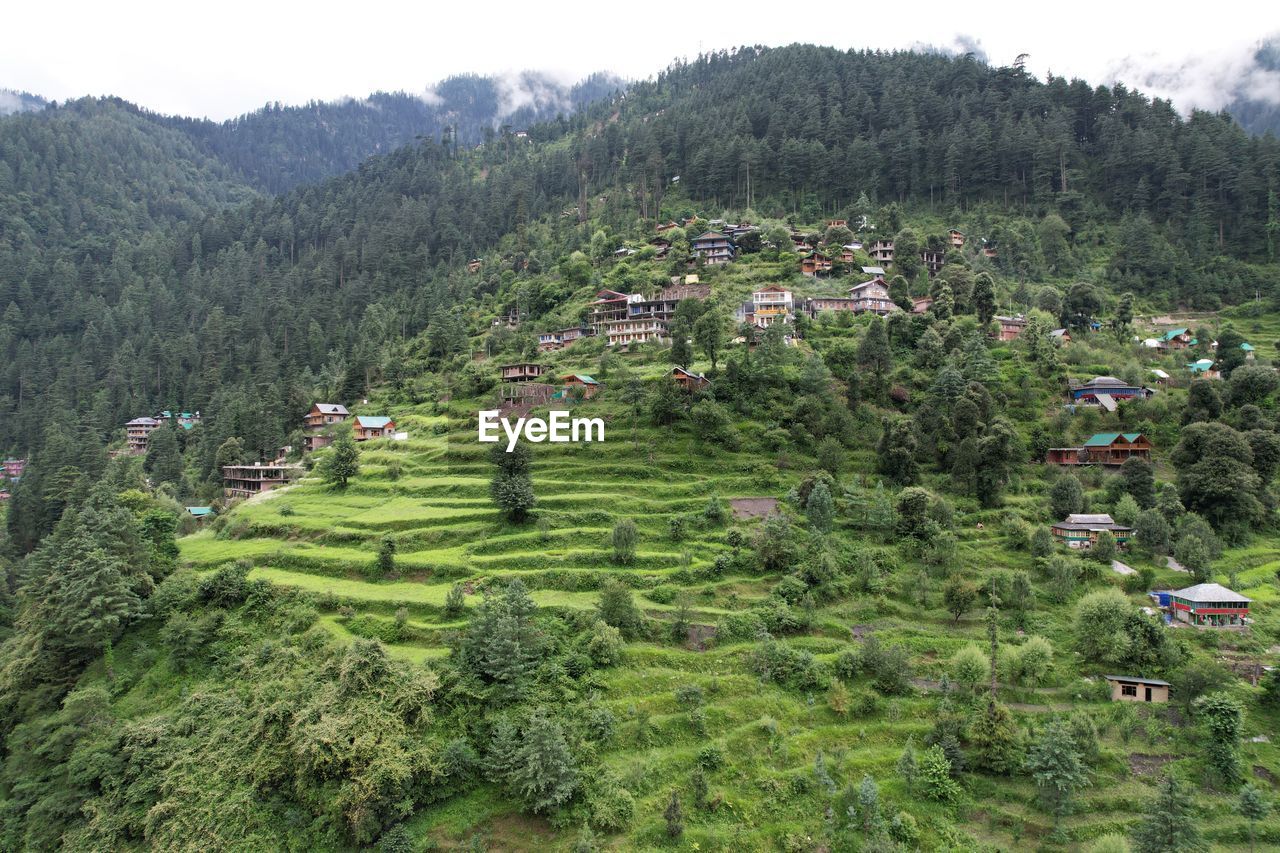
[805,296,859,318]
[500,363,547,383]
[948,229,965,248]
[627,283,711,324]
[1160,328,1193,350]
[656,220,680,232]
[1187,359,1221,379]
[826,219,847,228]
[559,374,601,399]
[606,318,668,348]
[995,315,1027,342]
[125,417,161,455]
[1169,583,1251,628]
[672,366,710,392]
[222,462,302,500]
[500,380,556,407]
[303,403,350,452]
[649,237,671,259]
[467,258,482,273]
[750,286,794,327]
[157,410,201,430]
[1046,432,1153,466]
[185,506,214,522]
[847,277,899,315]
[690,231,735,265]
[586,289,639,331]
[800,251,833,276]
[982,241,998,258]
[789,232,810,250]
[3,458,25,481]
[1068,376,1153,411]
[353,416,395,441]
[1050,328,1072,344]
[538,326,595,352]
[912,296,934,314]
[868,239,894,266]
[920,249,945,276]
[1050,513,1132,549]
[1104,675,1170,704]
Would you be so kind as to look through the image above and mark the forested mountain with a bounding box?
[1226,39,1280,137]
[0,90,46,116]
[3,44,1279,525]
[163,71,624,193]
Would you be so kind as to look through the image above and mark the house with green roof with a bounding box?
[1046,432,1152,466]
[1187,358,1220,378]
[1160,328,1193,349]
[560,374,601,399]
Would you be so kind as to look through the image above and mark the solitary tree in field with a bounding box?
[1238,783,1271,853]
[1025,718,1088,838]
[489,442,535,523]
[320,432,361,488]
[1132,775,1203,853]
[612,518,637,564]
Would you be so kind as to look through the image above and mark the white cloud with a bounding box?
[1107,35,1280,113]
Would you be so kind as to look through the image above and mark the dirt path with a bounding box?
[1112,560,1136,576]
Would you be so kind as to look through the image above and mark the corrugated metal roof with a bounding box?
[355,416,393,428]
[1171,583,1251,604]
[1104,675,1170,687]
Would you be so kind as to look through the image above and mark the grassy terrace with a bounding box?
[176,338,1280,850]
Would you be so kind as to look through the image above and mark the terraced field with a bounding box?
[178,372,1280,849]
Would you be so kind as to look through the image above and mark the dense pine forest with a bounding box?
[2,44,1280,850]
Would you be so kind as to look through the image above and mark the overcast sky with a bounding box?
[3,0,1278,120]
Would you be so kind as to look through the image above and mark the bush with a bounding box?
[951,644,991,691]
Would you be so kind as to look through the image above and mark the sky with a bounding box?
[3,0,1278,121]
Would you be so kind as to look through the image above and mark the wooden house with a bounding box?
[125,417,160,455]
[628,284,711,324]
[656,220,680,232]
[868,239,894,265]
[1068,376,1152,411]
[847,277,898,315]
[1160,328,1193,350]
[948,229,965,248]
[560,374,601,399]
[303,403,350,452]
[995,315,1027,342]
[672,366,710,392]
[467,258,482,273]
[1187,358,1220,379]
[222,463,302,500]
[353,416,395,441]
[1050,514,1131,549]
[826,219,847,228]
[806,297,859,318]
[982,241,998,258]
[1047,433,1152,466]
[1104,676,1170,704]
[690,231,735,265]
[751,286,793,327]
[911,296,934,314]
[1169,583,1251,628]
[800,251,832,276]
[500,363,546,383]
[1050,328,1072,344]
[920,250,945,276]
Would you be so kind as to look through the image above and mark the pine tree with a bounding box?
[663,790,684,838]
[1238,783,1271,853]
[1132,775,1205,853]
[510,709,578,813]
[806,481,833,533]
[1025,718,1088,835]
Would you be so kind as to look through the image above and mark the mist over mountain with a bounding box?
[0,89,46,116]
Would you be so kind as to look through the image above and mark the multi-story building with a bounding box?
[222,463,302,500]
[126,417,160,455]
[303,403,349,452]
[751,286,793,328]
[1169,583,1251,628]
[605,318,667,347]
[1049,513,1131,549]
[846,277,898,315]
[690,231,735,265]
[500,363,546,383]
[868,239,894,266]
[995,315,1027,341]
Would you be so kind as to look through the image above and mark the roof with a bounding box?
[354,416,394,429]
[1054,513,1131,532]
[861,266,885,275]
[849,278,888,294]
[186,506,214,517]
[564,374,599,385]
[1150,369,1170,379]
[1082,376,1131,388]
[1161,328,1189,340]
[672,366,707,380]
[1171,583,1251,604]
[755,285,791,294]
[692,231,729,242]
[1241,342,1255,351]
[312,403,349,416]
[1082,432,1144,447]
[1050,328,1069,337]
[1067,513,1119,525]
[127,417,159,426]
[1093,393,1118,412]
[1187,359,1216,372]
[1104,675,1171,687]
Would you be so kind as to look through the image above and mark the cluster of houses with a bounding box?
[1136,327,1257,381]
[498,363,601,407]
[124,410,202,454]
[302,403,397,451]
[0,457,24,501]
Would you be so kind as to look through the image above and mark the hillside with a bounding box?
[1,44,1280,852]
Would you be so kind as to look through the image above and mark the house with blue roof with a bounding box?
[353,415,396,441]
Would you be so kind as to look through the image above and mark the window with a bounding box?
[1121,684,1137,697]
